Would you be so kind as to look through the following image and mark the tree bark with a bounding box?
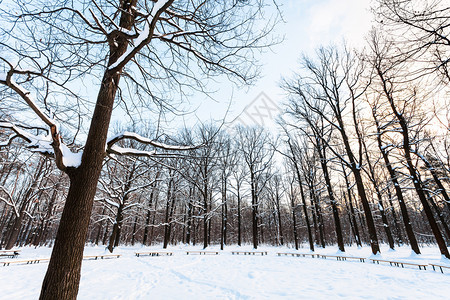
[288,140,314,251]
[250,171,258,249]
[107,203,124,253]
[378,66,450,258]
[341,168,362,247]
[386,187,404,246]
[317,139,345,252]
[336,114,380,254]
[39,1,141,297]
[163,177,174,249]
[237,186,242,246]
[374,113,419,253]
[289,182,299,250]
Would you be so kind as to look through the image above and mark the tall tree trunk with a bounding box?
[414,150,450,215]
[163,177,174,249]
[220,177,227,250]
[386,187,404,246]
[343,191,355,246]
[289,182,299,250]
[275,191,284,246]
[94,207,106,246]
[336,115,380,254]
[237,186,242,246]
[107,203,124,253]
[142,172,159,246]
[39,1,143,297]
[250,171,258,249]
[361,138,395,250]
[341,168,362,247]
[37,182,60,247]
[426,191,450,244]
[309,189,320,246]
[317,141,345,252]
[131,215,138,246]
[5,204,26,250]
[186,187,193,245]
[374,114,419,252]
[202,165,209,249]
[376,193,395,250]
[311,190,326,248]
[288,140,314,251]
[208,192,212,246]
[380,70,450,258]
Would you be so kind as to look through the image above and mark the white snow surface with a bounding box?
[60,143,82,167]
[1,244,449,299]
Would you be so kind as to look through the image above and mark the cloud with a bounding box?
[307,0,373,48]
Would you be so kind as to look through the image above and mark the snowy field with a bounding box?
[1,244,449,299]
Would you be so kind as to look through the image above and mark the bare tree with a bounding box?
[374,0,450,83]
[0,0,278,298]
[236,125,274,249]
[283,46,380,254]
[367,33,450,258]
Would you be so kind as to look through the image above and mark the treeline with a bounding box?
[1,0,450,258]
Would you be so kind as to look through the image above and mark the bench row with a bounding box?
[4,251,449,274]
[2,254,121,267]
[276,252,450,273]
[0,250,21,258]
[136,251,268,257]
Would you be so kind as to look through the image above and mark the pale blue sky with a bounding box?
[181,0,374,130]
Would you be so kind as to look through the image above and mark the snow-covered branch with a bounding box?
[106,131,202,158]
[0,61,82,171]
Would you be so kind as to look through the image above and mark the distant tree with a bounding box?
[0,156,51,249]
[217,134,238,250]
[281,134,315,251]
[367,33,450,258]
[266,173,285,246]
[283,46,381,255]
[229,150,249,247]
[236,126,274,249]
[98,155,155,253]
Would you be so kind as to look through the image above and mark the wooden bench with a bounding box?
[429,263,450,274]
[136,252,173,257]
[0,250,20,258]
[339,256,366,262]
[277,252,302,257]
[83,254,121,260]
[232,251,267,256]
[186,251,219,255]
[320,254,366,262]
[278,252,320,258]
[2,258,49,266]
[370,258,427,270]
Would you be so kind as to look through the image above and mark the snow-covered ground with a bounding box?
[1,244,449,299]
